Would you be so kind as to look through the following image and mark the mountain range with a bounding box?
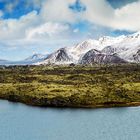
[1,32,140,66]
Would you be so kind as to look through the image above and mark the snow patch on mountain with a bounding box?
[102,32,140,62]
[65,39,101,62]
[36,48,73,65]
[79,49,126,65]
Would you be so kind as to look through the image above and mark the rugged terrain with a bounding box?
[0,64,140,108]
[0,32,140,66]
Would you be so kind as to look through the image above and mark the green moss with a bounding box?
[0,64,140,107]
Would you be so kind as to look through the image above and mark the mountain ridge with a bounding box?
[35,31,140,65]
[0,31,140,65]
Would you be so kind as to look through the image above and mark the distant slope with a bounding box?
[0,54,47,66]
[25,53,46,61]
[0,59,9,65]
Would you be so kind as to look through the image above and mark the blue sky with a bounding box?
[0,0,139,60]
[107,0,138,8]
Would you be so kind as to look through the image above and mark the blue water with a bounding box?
[0,100,140,140]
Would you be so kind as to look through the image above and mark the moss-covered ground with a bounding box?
[0,64,140,108]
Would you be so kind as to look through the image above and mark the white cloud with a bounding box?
[0,0,77,41]
[113,1,140,31]
[1,0,140,40]
[40,0,77,23]
[0,0,78,59]
[81,0,114,24]
[1,0,140,53]
[81,0,140,31]
[26,22,70,39]
[0,11,39,40]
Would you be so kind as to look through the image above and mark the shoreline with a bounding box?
[1,97,140,109]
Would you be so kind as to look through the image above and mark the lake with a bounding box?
[0,100,140,140]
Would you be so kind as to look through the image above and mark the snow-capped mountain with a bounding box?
[98,35,126,47]
[0,31,140,65]
[79,49,126,65]
[25,53,46,61]
[36,48,73,65]
[36,39,103,65]
[66,39,101,62]
[36,32,140,65]
[102,32,140,62]
[133,49,140,62]
[0,54,47,66]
